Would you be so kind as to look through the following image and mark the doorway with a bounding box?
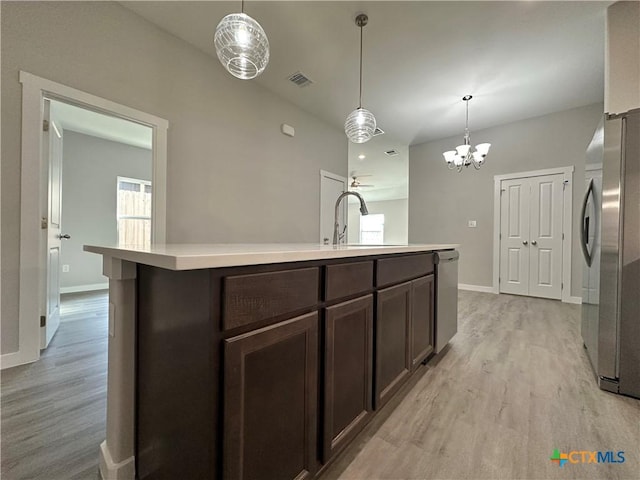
[5,72,168,369]
[42,99,155,349]
[320,170,348,245]
[493,167,573,301]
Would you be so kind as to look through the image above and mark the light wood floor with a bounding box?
[2,291,639,480]
[1,291,108,480]
[324,292,640,480]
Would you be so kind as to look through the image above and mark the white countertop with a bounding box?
[84,243,458,270]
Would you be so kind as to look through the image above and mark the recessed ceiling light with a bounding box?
[358,154,366,160]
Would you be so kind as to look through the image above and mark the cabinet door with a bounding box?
[375,282,411,409]
[411,275,435,369]
[323,295,373,462]
[224,312,318,480]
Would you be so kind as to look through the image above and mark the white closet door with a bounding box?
[499,178,530,295]
[528,174,564,299]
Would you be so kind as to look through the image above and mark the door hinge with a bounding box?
[561,282,564,290]
[562,233,565,240]
[40,315,46,327]
[499,277,501,283]
[43,120,49,132]
[41,217,48,229]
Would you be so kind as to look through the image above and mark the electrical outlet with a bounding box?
[62,264,70,273]
[468,220,477,228]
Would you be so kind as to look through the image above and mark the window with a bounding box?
[360,213,384,244]
[117,177,152,248]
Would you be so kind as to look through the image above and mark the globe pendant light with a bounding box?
[442,95,491,172]
[345,14,377,144]
[214,0,269,80]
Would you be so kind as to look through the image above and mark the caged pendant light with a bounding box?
[442,95,491,172]
[344,14,377,144]
[214,0,269,80]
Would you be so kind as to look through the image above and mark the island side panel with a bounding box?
[136,265,219,480]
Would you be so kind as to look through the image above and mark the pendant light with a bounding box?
[442,95,491,172]
[214,0,269,80]
[345,14,377,144]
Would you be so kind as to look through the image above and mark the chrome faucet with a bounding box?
[333,191,369,245]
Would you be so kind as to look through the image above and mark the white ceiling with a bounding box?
[123,1,609,146]
[50,100,152,149]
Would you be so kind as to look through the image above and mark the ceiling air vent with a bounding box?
[373,127,385,136]
[288,71,314,87]
[385,149,399,157]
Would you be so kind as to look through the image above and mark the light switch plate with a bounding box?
[62,264,70,273]
[468,220,477,228]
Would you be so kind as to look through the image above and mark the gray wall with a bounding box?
[409,103,603,297]
[61,131,152,290]
[348,199,408,244]
[1,2,347,354]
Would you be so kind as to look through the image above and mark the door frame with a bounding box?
[319,170,348,244]
[6,71,168,369]
[492,166,574,303]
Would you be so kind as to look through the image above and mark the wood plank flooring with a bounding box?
[1,291,108,480]
[2,291,638,480]
[324,292,640,480]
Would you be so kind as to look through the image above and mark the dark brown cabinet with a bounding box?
[223,312,318,480]
[323,295,373,462]
[375,281,412,409]
[410,275,435,369]
[135,252,441,480]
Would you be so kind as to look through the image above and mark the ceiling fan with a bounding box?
[350,174,375,189]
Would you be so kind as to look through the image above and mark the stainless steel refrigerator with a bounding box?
[581,108,640,398]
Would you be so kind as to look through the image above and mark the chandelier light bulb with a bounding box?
[214,12,269,80]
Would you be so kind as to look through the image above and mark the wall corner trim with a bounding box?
[99,440,135,480]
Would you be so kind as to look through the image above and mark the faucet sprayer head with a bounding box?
[360,203,369,215]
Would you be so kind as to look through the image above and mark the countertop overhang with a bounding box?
[84,243,459,271]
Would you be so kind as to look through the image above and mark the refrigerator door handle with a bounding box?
[580,178,594,267]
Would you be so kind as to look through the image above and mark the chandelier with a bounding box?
[344,14,377,144]
[443,95,491,172]
[214,0,269,80]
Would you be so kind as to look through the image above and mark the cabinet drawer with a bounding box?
[325,261,374,301]
[376,254,434,287]
[223,267,319,330]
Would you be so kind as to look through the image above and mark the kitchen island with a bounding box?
[84,243,458,480]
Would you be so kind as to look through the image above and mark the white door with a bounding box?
[499,173,565,299]
[528,174,564,299]
[41,100,63,348]
[499,178,530,296]
[320,171,347,245]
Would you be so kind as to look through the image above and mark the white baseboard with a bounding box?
[458,283,496,294]
[61,283,109,294]
[565,296,582,305]
[99,440,135,480]
[0,349,38,370]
